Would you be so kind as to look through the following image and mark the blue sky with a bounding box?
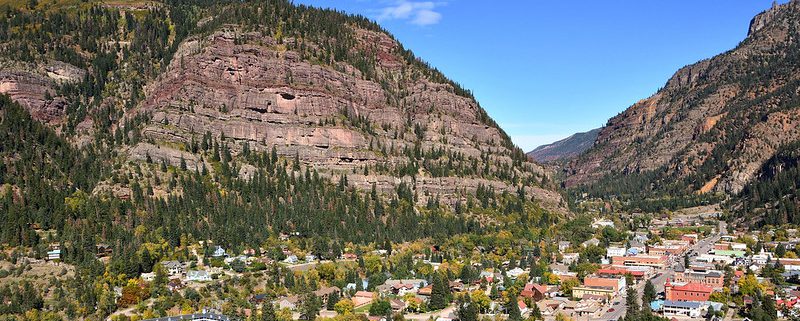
[295,0,784,151]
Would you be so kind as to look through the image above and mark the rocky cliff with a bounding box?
[128,25,565,212]
[0,1,567,215]
[527,128,599,163]
[566,0,800,198]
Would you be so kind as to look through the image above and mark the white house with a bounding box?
[212,246,227,258]
[507,267,526,279]
[562,253,580,265]
[47,249,61,261]
[186,270,212,282]
[607,246,626,258]
[278,296,299,310]
[591,219,614,229]
[284,255,298,264]
[582,238,600,248]
[161,261,184,276]
[141,272,156,282]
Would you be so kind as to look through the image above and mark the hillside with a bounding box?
[566,1,800,214]
[527,128,599,163]
[0,0,567,253]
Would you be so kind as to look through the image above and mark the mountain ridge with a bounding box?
[565,0,800,217]
[527,128,600,163]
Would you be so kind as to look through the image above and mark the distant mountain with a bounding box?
[565,1,800,220]
[527,128,600,163]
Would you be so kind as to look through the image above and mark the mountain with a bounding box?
[527,128,600,163]
[0,0,567,255]
[566,1,800,211]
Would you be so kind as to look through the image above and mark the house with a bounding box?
[161,261,185,276]
[682,234,699,244]
[212,245,227,258]
[381,279,426,295]
[591,219,614,229]
[507,267,526,279]
[141,272,156,282]
[665,280,713,302]
[389,299,406,312]
[607,246,626,258]
[186,270,212,282]
[520,283,548,301]
[562,253,580,265]
[352,291,374,308]
[448,280,465,292]
[661,300,705,317]
[342,253,358,260]
[305,254,316,262]
[314,286,341,306]
[168,278,184,292]
[278,296,300,310]
[573,301,604,318]
[418,285,433,296]
[518,300,529,315]
[558,241,571,252]
[537,300,566,318]
[628,240,646,255]
[284,255,299,264]
[47,249,61,261]
[582,238,600,248]
[96,243,113,258]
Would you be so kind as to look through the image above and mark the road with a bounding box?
[591,220,726,321]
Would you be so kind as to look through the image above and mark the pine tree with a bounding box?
[643,279,656,304]
[261,302,277,321]
[429,272,447,310]
[507,295,522,321]
[326,291,339,311]
[456,294,478,321]
[299,292,321,321]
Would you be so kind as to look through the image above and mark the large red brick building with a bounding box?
[665,280,713,302]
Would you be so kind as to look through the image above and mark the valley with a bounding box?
[0,1,798,321]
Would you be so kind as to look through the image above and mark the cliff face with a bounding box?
[527,128,600,163]
[125,27,566,212]
[0,60,85,125]
[567,0,800,195]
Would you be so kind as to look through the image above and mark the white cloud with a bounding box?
[411,9,441,26]
[377,1,443,26]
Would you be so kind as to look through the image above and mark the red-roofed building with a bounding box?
[521,283,548,301]
[665,280,713,302]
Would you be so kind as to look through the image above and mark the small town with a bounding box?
[5,210,794,321]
